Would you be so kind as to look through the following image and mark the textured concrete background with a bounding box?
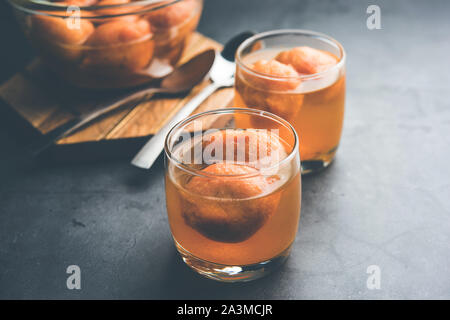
[0,0,449,299]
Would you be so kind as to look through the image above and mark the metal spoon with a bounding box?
[131,31,255,169]
[27,49,216,157]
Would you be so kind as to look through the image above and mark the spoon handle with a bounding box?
[131,82,221,169]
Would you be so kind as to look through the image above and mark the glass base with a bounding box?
[301,159,333,174]
[175,241,292,282]
[301,148,337,175]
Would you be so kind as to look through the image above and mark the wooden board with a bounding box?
[0,32,234,146]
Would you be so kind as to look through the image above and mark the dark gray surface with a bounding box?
[1,0,450,299]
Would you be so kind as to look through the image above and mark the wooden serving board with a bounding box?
[0,32,234,146]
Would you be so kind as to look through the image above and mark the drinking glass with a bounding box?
[164,108,301,281]
[235,29,346,174]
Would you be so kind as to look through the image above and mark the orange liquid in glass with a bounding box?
[165,129,301,266]
[234,49,345,162]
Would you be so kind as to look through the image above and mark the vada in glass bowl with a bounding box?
[8,0,203,89]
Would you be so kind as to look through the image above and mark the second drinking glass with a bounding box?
[235,29,346,174]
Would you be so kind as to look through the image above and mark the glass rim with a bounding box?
[164,107,299,179]
[8,0,187,19]
[235,29,346,81]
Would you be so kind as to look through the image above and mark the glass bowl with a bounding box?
[8,0,203,89]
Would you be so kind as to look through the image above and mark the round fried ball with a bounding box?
[200,129,287,169]
[250,59,301,91]
[83,19,153,72]
[237,62,304,121]
[30,9,94,62]
[31,12,94,45]
[86,19,151,45]
[182,163,281,243]
[275,46,338,74]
